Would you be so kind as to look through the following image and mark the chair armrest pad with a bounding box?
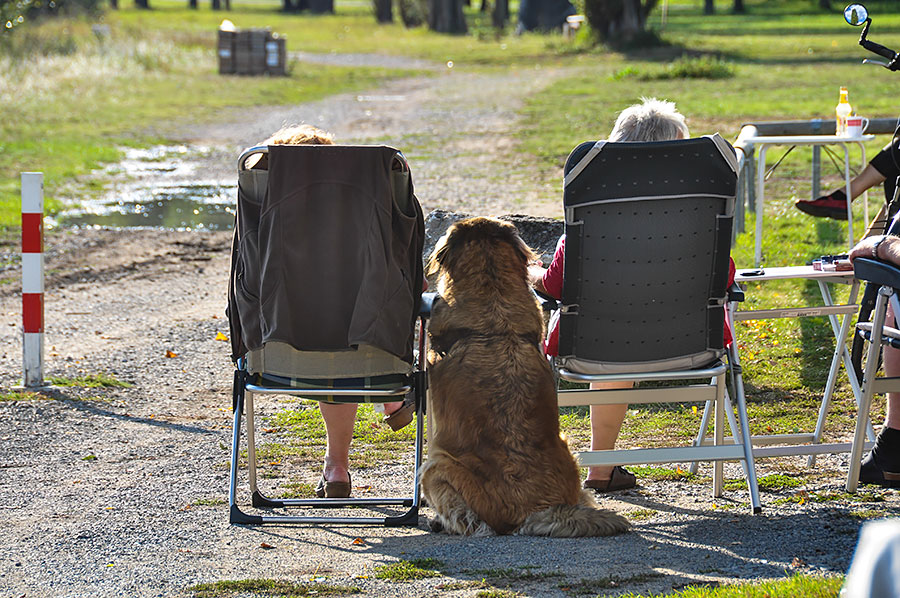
[854,257,900,288]
[419,292,438,317]
[727,281,745,303]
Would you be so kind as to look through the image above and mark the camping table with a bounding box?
[731,265,875,461]
[745,134,874,266]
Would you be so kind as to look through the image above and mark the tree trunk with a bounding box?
[704,0,714,15]
[211,0,220,9]
[818,0,831,9]
[428,0,467,33]
[134,0,150,9]
[491,0,507,28]
[188,0,197,8]
[584,0,657,43]
[732,0,744,13]
[110,0,118,8]
[374,0,393,22]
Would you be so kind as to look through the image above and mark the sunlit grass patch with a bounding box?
[626,508,659,521]
[0,390,48,401]
[47,372,132,388]
[187,578,360,597]
[613,573,843,598]
[613,55,736,81]
[373,559,442,582]
[773,489,886,506]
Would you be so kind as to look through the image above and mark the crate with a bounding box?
[217,29,236,74]
[220,27,286,76]
[265,36,287,76]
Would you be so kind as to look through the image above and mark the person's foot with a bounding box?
[383,394,416,431]
[795,190,849,220]
[583,466,637,492]
[315,472,352,498]
[858,426,900,488]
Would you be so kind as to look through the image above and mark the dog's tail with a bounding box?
[516,490,630,537]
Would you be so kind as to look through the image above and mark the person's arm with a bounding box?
[528,264,549,295]
[850,234,900,265]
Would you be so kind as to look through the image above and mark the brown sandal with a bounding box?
[383,394,416,431]
[315,473,352,498]
[583,466,637,492]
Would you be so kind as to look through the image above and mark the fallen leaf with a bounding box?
[215,332,228,341]
[352,538,366,545]
[165,350,178,358]
[791,557,806,568]
[260,542,275,550]
[692,405,698,415]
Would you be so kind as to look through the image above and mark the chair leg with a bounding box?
[713,372,725,498]
[690,399,714,475]
[727,357,762,513]
[847,287,891,492]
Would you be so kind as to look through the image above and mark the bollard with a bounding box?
[21,173,44,388]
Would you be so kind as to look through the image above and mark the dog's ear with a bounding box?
[427,226,458,278]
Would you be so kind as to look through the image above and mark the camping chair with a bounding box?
[553,135,762,514]
[227,143,428,525]
[846,256,900,492]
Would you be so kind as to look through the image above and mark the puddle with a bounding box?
[55,145,237,231]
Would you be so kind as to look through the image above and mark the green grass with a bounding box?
[373,559,443,581]
[47,372,132,388]
[187,579,360,597]
[614,573,842,598]
[0,390,48,401]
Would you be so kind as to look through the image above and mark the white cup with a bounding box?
[846,116,869,137]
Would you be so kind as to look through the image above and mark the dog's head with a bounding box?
[427,217,536,295]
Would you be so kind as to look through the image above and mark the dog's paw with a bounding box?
[429,518,445,533]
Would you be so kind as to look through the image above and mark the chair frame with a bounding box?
[847,257,900,492]
[227,144,428,525]
[554,135,761,514]
[228,318,427,526]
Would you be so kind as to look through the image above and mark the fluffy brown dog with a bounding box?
[421,217,630,537]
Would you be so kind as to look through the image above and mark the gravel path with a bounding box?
[1,55,898,598]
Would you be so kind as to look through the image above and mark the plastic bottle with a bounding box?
[836,86,852,136]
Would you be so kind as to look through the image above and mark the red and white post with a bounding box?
[21,172,45,388]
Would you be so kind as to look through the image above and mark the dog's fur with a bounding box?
[421,217,630,537]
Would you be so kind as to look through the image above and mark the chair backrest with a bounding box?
[227,144,425,365]
[558,135,737,374]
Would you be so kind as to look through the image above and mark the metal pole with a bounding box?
[21,172,45,388]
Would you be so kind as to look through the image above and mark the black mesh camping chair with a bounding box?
[553,135,761,513]
[227,144,428,525]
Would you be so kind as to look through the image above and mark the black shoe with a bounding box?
[858,427,900,488]
[795,190,848,220]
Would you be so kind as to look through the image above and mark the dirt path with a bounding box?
[0,58,898,598]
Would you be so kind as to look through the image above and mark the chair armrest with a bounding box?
[727,281,745,303]
[854,257,900,288]
[419,292,438,317]
[532,288,560,313]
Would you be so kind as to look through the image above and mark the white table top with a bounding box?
[735,265,855,282]
[744,134,875,145]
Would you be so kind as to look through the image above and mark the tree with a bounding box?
[134,0,150,8]
[584,0,658,43]
[428,0,466,33]
[374,0,392,23]
[704,0,713,14]
[732,0,744,13]
[492,0,508,29]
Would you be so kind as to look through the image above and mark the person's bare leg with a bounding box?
[585,381,632,482]
[849,164,887,201]
[881,304,900,430]
[319,402,357,483]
